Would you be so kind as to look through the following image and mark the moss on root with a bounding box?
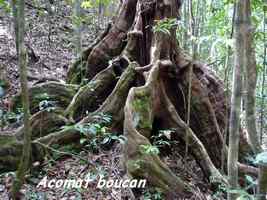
[12,82,79,113]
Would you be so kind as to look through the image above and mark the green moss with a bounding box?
[127,159,145,172]
[0,135,18,146]
[132,94,152,130]
[12,82,78,113]
[0,78,10,89]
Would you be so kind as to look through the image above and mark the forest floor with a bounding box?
[0,1,256,200]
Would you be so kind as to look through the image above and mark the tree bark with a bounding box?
[260,2,267,144]
[243,0,262,154]
[227,1,244,200]
[11,0,32,198]
[73,0,82,58]
[258,163,267,200]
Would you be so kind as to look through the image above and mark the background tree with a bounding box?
[10,0,32,199]
[256,151,267,200]
[227,1,244,199]
[73,0,82,58]
[244,0,262,154]
[260,1,267,144]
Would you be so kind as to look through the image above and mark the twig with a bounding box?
[25,2,48,12]
[34,141,95,167]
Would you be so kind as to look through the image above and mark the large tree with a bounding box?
[0,0,258,198]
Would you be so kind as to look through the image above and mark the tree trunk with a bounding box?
[11,0,19,53]
[10,0,32,199]
[73,0,82,58]
[0,0,258,198]
[227,1,245,200]
[258,162,267,200]
[260,2,267,144]
[243,0,262,154]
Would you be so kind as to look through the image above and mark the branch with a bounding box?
[34,141,96,167]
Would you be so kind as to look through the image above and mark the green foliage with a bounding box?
[132,96,150,111]
[255,151,267,165]
[35,93,50,101]
[0,76,10,98]
[91,112,112,124]
[72,15,83,27]
[62,114,126,153]
[38,100,56,112]
[85,166,108,181]
[25,188,43,200]
[136,129,175,157]
[35,93,57,112]
[0,86,4,98]
[228,189,256,200]
[81,0,93,9]
[0,109,23,129]
[212,175,257,200]
[153,18,178,35]
[0,79,8,88]
[245,152,267,166]
[127,159,143,171]
[143,187,163,200]
[151,129,175,147]
[100,134,127,145]
[80,0,113,9]
[3,111,20,122]
[0,0,10,13]
[139,144,160,155]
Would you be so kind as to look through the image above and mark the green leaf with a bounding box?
[81,1,93,8]
[0,86,4,98]
[228,189,248,196]
[101,136,111,144]
[80,138,87,144]
[139,145,160,155]
[245,175,253,184]
[255,152,267,165]
[118,135,127,143]
[61,125,75,131]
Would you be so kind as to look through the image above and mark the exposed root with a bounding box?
[0,134,23,173]
[65,62,121,121]
[85,0,138,80]
[66,23,112,84]
[15,109,68,140]
[90,62,138,130]
[124,61,192,196]
[12,81,79,113]
[159,82,227,184]
[0,63,137,173]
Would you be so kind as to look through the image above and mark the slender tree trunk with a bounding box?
[243,0,262,154]
[182,0,188,51]
[227,1,244,199]
[11,0,19,53]
[260,3,267,144]
[74,0,82,58]
[11,0,32,199]
[257,3,267,195]
[188,0,197,59]
[258,162,267,200]
[222,2,235,172]
[45,0,54,46]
